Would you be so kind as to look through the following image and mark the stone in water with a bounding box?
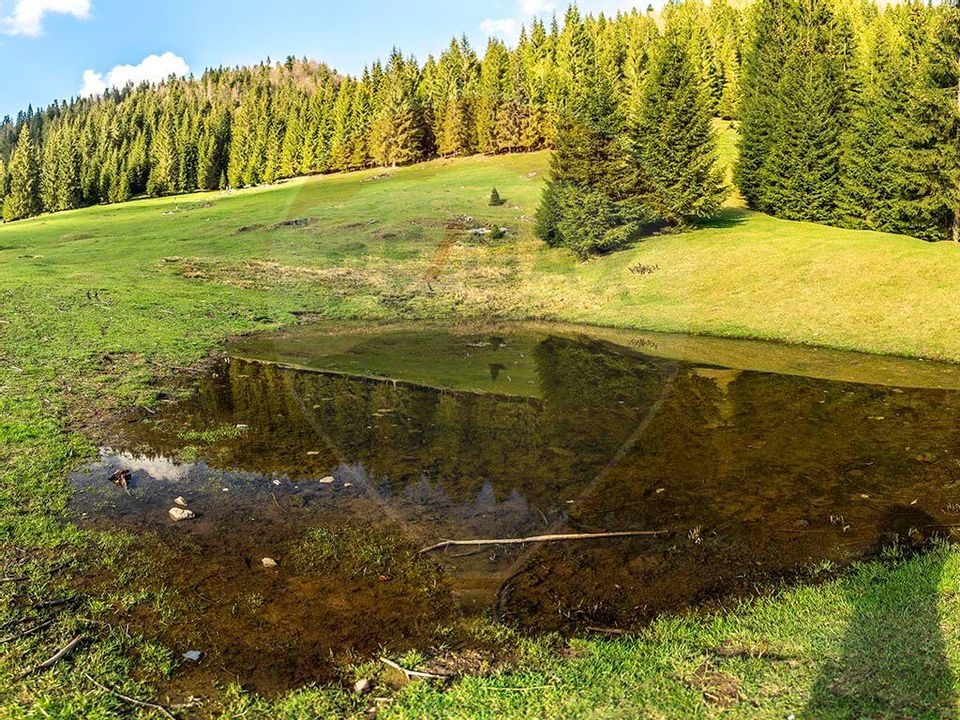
[169,507,196,522]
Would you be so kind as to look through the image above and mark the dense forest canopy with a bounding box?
[0,0,957,248]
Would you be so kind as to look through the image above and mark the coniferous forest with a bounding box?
[0,0,957,252]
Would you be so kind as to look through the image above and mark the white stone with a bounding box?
[169,507,196,522]
[262,557,278,568]
[174,496,188,507]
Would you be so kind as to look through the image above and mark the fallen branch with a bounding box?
[419,530,664,555]
[0,576,28,584]
[586,625,627,636]
[380,657,448,680]
[84,672,177,720]
[0,619,53,644]
[19,634,85,677]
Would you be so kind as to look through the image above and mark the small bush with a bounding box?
[489,187,503,206]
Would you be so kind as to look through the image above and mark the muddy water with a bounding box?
[70,323,960,695]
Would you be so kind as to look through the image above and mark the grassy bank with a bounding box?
[3,133,960,718]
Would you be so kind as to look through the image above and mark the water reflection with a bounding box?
[70,326,960,695]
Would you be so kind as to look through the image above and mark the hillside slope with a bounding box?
[2,141,960,363]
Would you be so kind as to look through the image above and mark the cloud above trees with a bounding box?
[80,52,191,97]
[481,0,643,42]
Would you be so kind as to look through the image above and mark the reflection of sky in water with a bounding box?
[73,450,543,533]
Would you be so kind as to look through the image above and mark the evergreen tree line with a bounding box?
[0,2,746,223]
[736,0,960,242]
[536,3,728,258]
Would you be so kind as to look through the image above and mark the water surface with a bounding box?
[70,322,960,695]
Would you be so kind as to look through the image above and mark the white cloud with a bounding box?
[1,0,90,37]
[80,52,191,97]
[481,1,644,42]
[479,17,521,42]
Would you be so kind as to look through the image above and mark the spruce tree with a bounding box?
[535,51,648,258]
[3,125,41,221]
[330,81,355,171]
[630,23,727,225]
[735,0,794,208]
[56,123,82,210]
[147,108,179,196]
[736,0,851,221]
[369,52,423,167]
[476,39,508,154]
[0,157,7,211]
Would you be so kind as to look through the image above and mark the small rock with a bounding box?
[307,451,321,456]
[262,557,278,568]
[319,476,335,484]
[183,650,202,662]
[344,482,354,488]
[272,479,282,486]
[236,423,249,430]
[354,678,372,695]
[174,496,188,508]
[169,507,196,522]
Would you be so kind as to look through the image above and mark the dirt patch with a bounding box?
[711,639,791,661]
[275,217,318,229]
[159,257,386,292]
[686,663,742,706]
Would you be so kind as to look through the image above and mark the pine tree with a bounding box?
[630,23,727,225]
[736,0,851,221]
[56,123,82,210]
[40,126,61,211]
[147,107,179,196]
[0,157,7,210]
[330,80,355,171]
[438,94,472,156]
[3,125,41,221]
[475,39,508,153]
[369,52,423,167]
[735,0,795,208]
[535,52,648,258]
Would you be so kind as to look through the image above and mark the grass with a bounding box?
[3,126,960,717]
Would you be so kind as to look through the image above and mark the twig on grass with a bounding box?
[0,619,53,644]
[19,634,85,678]
[419,530,664,555]
[380,657,449,680]
[83,672,178,720]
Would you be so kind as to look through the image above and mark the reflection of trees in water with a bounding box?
[120,333,960,633]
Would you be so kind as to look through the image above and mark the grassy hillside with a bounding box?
[4,133,960,718]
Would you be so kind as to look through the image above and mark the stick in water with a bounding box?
[419,530,664,554]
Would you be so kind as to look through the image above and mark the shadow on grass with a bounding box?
[696,207,751,230]
[805,509,956,719]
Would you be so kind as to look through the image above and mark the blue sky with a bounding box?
[0,0,642,120]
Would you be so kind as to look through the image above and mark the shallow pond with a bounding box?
[70,322,960,695]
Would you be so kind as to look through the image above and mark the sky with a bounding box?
[0,0,644,120]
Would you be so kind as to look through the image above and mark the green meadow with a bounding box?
[4,128,960,717]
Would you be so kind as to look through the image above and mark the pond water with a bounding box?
[70,322,960,695]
